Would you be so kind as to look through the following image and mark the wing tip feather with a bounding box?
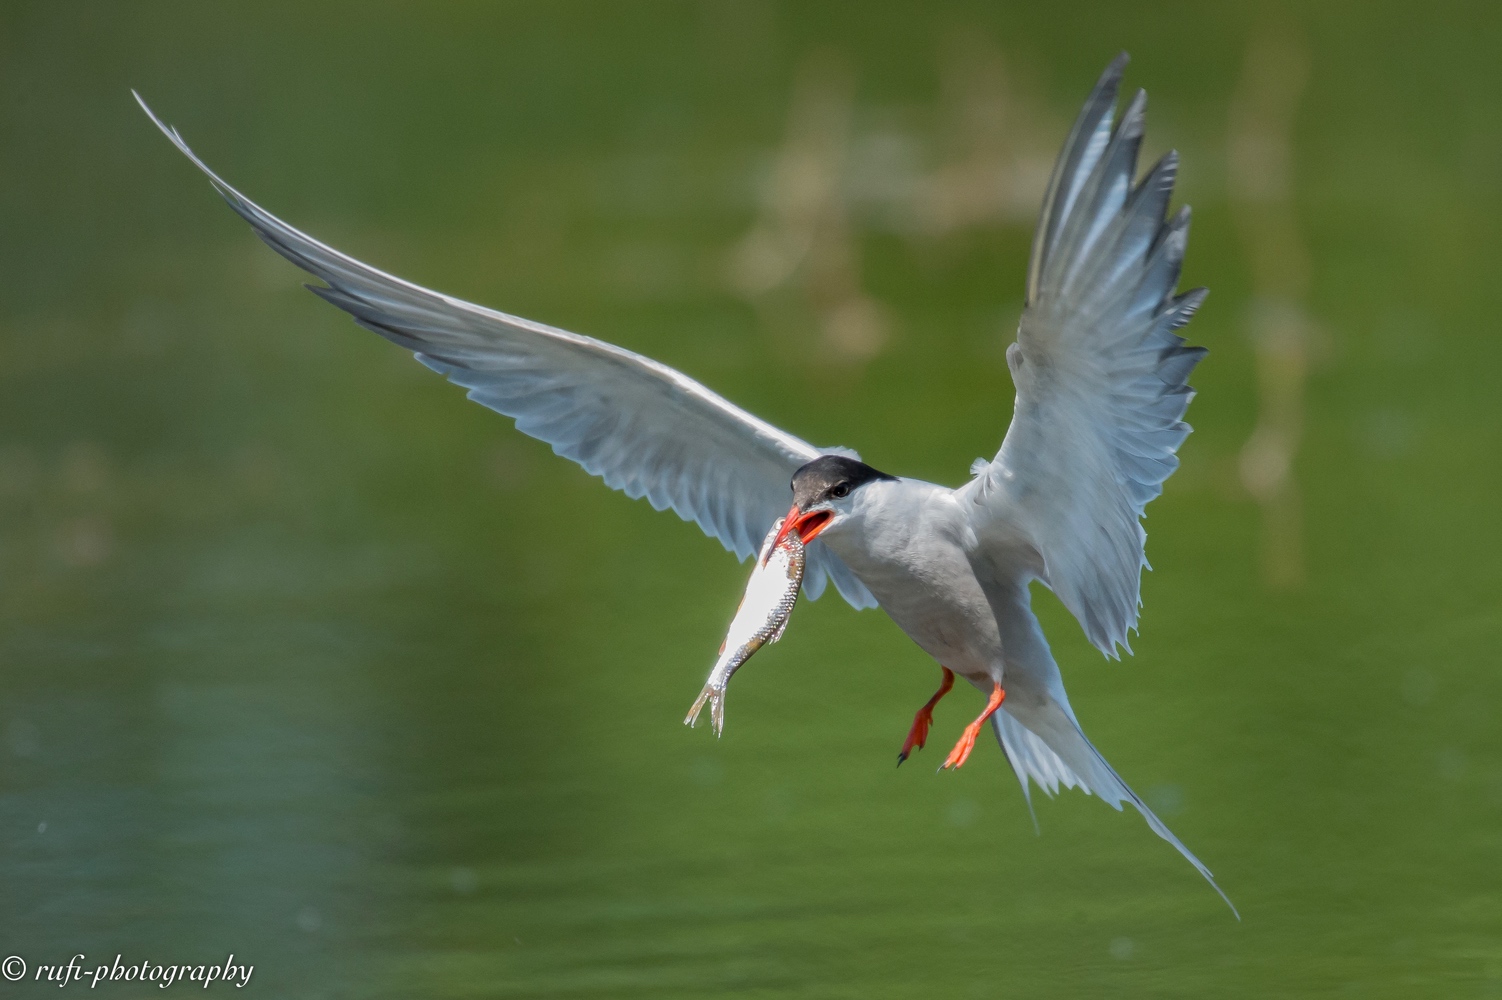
[139,90,877,610]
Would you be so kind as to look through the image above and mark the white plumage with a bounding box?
[137,52,1232,915]
[132,93,876,611]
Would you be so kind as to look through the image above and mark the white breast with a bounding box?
[818,479,1003,678]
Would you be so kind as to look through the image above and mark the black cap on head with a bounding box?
[791,455,896,509]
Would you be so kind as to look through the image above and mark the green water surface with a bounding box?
[2,3,1501,996]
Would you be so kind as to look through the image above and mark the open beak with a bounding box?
[770,503,833,554]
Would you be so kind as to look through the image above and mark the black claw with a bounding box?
[896,752,908,768]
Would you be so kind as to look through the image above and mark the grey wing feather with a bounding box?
[962,55,1207,655]
[136,93,877,609]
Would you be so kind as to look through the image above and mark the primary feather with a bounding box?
[134,92,876,610]
[962,54,1207,657]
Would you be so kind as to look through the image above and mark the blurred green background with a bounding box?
[3,2,1501,996]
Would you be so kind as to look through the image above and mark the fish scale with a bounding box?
[685,519,805,737]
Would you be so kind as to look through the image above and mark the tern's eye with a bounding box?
[829,482,850,499]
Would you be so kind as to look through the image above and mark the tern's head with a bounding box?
[774,455,897,548]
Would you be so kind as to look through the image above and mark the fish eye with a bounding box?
[830,482,850,499]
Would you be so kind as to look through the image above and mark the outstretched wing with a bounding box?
[960,55,1206,655]
[137,94,876,609]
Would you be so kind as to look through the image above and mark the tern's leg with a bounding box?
[940,682,1006,770]
[897,667,955,766]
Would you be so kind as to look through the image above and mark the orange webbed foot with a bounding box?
[897,667,954,766]
[938,682,1005,771]
[897,710,933,765]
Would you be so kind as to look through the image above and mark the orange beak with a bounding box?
[770,502,833,555]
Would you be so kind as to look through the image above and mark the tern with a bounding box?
[137,53,1233,913]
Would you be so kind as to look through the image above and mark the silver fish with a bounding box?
[685,518,805,737]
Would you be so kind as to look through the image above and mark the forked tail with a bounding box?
[992,702,1239,918]
[685,682,727,737]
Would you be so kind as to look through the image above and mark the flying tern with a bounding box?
[137,53,1233,913]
